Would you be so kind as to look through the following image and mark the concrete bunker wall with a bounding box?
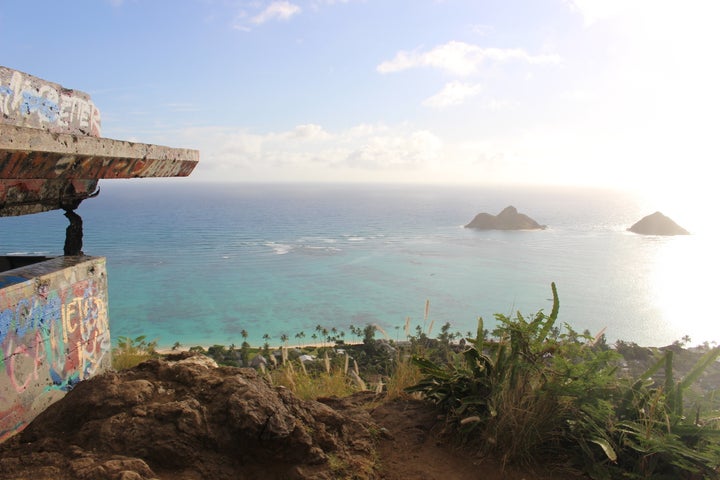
[0,256,110,442]
[1,64,197,443]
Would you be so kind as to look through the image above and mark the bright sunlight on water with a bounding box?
[649,234,719,346]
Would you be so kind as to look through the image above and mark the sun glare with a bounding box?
[650,234,720,345]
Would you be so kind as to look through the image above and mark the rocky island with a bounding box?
[628,211,689,236]
[465,206,546,230]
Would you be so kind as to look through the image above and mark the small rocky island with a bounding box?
[628,211,689,236]
[465,206,546,230]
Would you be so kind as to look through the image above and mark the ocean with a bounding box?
[1,181,717,349]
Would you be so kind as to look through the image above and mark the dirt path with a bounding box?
[369,398,583,480]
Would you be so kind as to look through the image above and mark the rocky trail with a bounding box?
[0,354,582,480]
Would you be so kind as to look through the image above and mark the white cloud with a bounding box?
[422,81,483,108]
[252,1,301,24]
[377,41,561,76]
[284,123,332,141]
[345,130,442,169]
[170,123,444,182]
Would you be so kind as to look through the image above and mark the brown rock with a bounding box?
[0,355,378,480]
[628,211,689,235]
[465,206,546,230]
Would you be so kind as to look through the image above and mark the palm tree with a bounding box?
[261,333,271,357]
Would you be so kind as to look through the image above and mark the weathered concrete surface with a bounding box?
[0,256,111,442]
[0,65,199,217]
[0,124,198,179]
[0,256,50,274]
[0,178,99,216]
[0,67,196,448]
[1,66,101,137]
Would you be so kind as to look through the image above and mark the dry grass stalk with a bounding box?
[374,323,390,340]
[349,369,366,390]
[423,299,430,330]
[375,380,384,394]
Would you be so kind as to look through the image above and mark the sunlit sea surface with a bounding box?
[2,182,717,348]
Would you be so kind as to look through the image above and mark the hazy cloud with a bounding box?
[164,102,201,113]
[252,1,301,24]
[287,123,332,141]
[344,130,442,169]
[471,24,494,36]
[175,123,443,180]
[422,81,483,108]
[564,0,634,25]
[378,41,561,76]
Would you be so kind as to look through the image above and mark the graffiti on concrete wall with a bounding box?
[0,262,110,442]
[0,68,101,137]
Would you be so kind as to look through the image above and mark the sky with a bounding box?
[1,0,719,205]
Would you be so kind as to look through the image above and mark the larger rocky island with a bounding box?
[628,211,689,236]
[465,206,546,230]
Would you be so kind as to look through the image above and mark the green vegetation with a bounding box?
[271,352,359,400]
[408,283,720,479]
[112,335,158,370]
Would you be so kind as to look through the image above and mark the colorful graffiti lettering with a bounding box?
[0,266,110,442]
[0,69,101,136]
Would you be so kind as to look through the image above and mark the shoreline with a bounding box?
[155,340,366,355]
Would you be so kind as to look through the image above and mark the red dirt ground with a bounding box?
[370,397,585,480]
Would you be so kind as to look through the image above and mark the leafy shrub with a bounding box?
[408,283,720,478]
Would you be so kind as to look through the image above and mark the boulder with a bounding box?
[465,206,546,230]
[0,355,378,480]
[628,212,689,236]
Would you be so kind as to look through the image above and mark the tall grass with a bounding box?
[384,353,423,401]
[267,345,422,401]
[270,354,358,400]
[112,335,158,370]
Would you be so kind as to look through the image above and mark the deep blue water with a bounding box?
[1,181,716,348]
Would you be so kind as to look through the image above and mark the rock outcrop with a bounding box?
[628,212,689,236]
[0,354,378,480]
[465,206,546,230]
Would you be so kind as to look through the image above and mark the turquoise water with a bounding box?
[1,182,717,348]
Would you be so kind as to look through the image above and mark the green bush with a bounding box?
[408,283,720,478]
